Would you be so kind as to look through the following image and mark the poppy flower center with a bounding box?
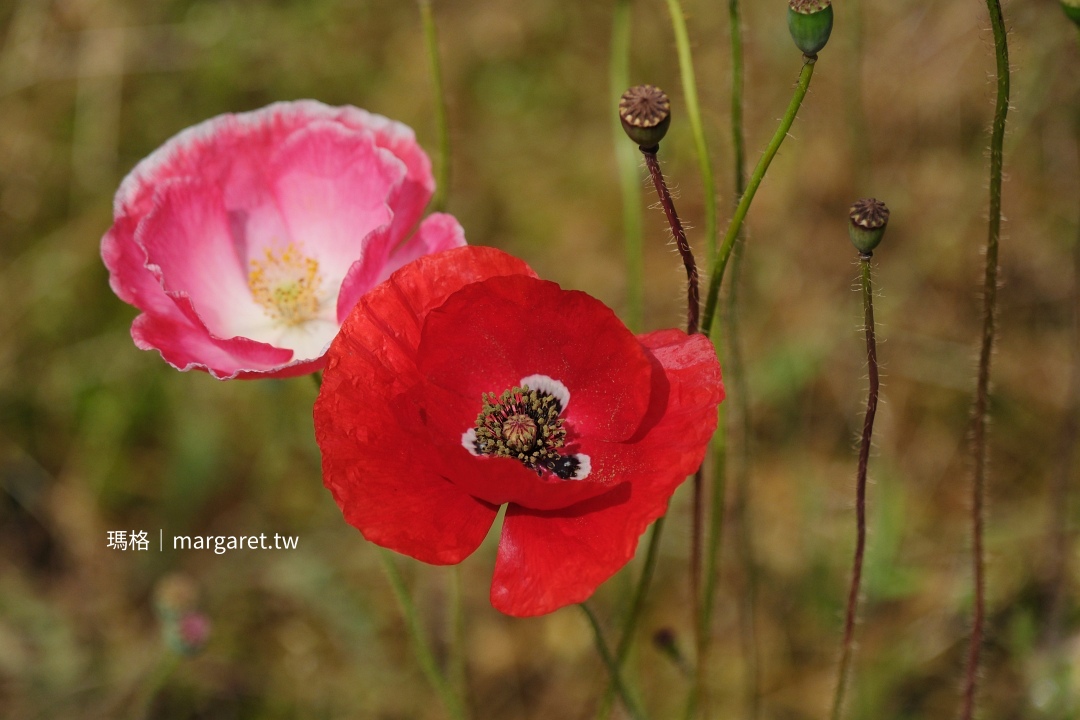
[248,243,325,326]
[463,376,591,481]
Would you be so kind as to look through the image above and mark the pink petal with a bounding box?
[136,177,267,340]
[338,213,467,322]
[269,120,407,290]
[131,312,299,380]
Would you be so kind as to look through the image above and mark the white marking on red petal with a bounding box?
[571,454,591,480]
[461,428,481,456]
[519,374,570,412]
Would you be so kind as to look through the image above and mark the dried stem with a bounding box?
[960,0,1009,717]
[830,253,879,720]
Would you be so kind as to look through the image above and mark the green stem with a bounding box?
[664,0,717,264]
[311,370,323,390]
[418,0,450,213]
[611,0,644,331]
[701,56,817,339]
[378,549,467,720]
[830,254,879,720]
[132,651,180,719]
[728,0,746,199]
[449,565,468,711]
[581,603,650,720]
[961,0,1009,717]
[596,517,666,720]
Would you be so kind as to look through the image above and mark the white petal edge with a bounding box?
[518,374,570,413]
[461,428,481,456]
[571,453,591,480]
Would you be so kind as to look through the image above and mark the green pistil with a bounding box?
[474,385,566,468]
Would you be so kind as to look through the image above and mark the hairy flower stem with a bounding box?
[830,253,879,720]
[378,549,468,720]
[663,0,718,263]
[961,2,1009,718]
[611,0,644,331]
[418,0,450,213]
[642,148,700,334]
[641,146,706,712]
[582,603,651,720]
[701,56,817,339]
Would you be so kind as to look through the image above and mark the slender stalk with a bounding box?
[830,254,879,720]
[720,2,760,718]
[960,1,1009,717]
[642,148,700,334]
[1046,204,1080,714]
[581,603,650,720]
[311,370,323,390]
[597,517,666,720]
[378,549,467,720]
[132,651,180,719]
[449,566,468,712]
[663,0,718,264]
[418,0,450,213]
[641,145,705,717]
[701,56,817,339]
[728,0,746,198]
[611,0,644,331]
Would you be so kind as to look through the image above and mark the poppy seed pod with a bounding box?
[788,0,833,56]
[848,198,890,254]
[1062,0,1080,27]
[619,85,672,150]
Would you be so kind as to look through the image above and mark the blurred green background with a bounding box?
[1,0,1079,718]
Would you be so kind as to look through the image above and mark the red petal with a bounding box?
[417,275,653,443]
[489,330,722,616]
[315,246,535,562]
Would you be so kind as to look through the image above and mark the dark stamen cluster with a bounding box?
[473,385,566,470]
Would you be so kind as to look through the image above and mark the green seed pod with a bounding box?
[1062,0,1080,27]
[619,85,671,150]
[848,198,889,254]
[788,0,833,56]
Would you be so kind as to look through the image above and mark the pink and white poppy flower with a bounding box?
[102,100,463,379]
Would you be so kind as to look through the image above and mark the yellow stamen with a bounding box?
[248,243,324,326]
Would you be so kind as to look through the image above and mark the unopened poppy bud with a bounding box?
[1062,0,1080,27]
[619,85,671,150]
[788,0,833,56]
[848,198,890,254]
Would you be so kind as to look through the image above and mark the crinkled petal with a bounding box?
[315,247,536,561]
[489,330,723,616]
[378,213,468,285]
[131,312,301,380]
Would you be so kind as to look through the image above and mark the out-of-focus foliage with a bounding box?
[1,0,1078,718]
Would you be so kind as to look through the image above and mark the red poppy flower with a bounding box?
[315,246,723,616]
[102,100,462,379]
